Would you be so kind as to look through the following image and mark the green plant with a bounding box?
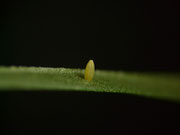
[0,66,180,102]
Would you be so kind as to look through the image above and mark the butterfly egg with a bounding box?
[84,60,95,81]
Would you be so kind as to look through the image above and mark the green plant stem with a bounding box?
[0,66,180,102]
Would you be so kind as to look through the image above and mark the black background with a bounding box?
[1,91,180,135]
[0,0,180,134]
[0,0,179,71]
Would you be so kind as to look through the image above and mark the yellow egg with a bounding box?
[84,60,95,81]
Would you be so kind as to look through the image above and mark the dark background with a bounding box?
[1,0,180,134]
[0,0,179,71]
[1,91,180,135]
